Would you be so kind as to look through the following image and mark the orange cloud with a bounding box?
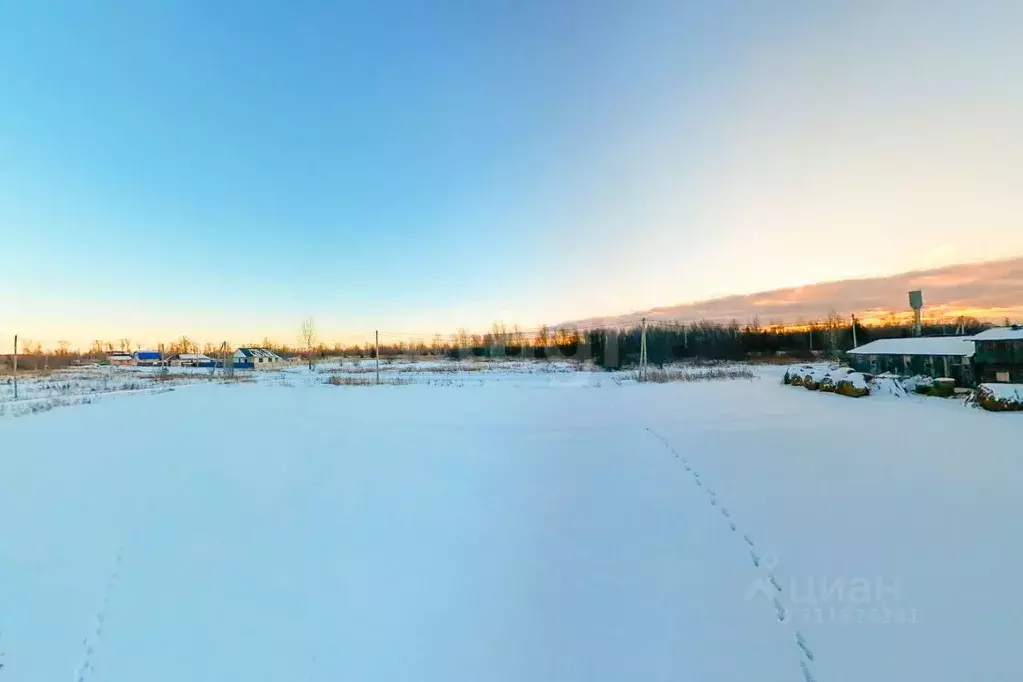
[568,256,1023,327]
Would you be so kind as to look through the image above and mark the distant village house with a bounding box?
[167,353,216,367]
[233,348,283,369]
[133,350,161,366]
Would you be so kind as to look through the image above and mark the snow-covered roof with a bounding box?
[175,353,212,361]
[847,336,975,357]
[236,348,281,359]
[972,327,1023,341]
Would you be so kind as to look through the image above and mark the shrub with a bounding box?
[640,366,757,383]
[930,378,956,398]
[976,384,1023,412]
[836,376,870,397]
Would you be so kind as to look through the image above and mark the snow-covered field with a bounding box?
[1,362,1020,681]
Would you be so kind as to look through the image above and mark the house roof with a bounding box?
[236,347,281,359]
[173,353,212,360]
[972,326,1023,341]
[134,350,160,358]
[847,336,976,358]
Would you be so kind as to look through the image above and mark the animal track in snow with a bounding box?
[796,632,814,661]
[773,597,788,622]
[644,428,821,682]
[76,545,125,682]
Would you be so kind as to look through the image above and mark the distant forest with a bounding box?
[356,315,1000,368]
[419,316,997,368]
[3,315,1009,372]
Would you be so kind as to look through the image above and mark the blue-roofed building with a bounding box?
[133,350,162,366]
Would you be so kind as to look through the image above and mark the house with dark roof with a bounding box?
[972,326,1023,383]
[233,347,283,369]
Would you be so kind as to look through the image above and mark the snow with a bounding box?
[846,336,975,357]
[2,362,1022,682]
[869,373,909,397]
[903,375,934,391]
[841,372,868,389]
[972,326,1023,341]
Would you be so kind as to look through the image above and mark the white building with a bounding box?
[234,348,283,368]
[168,353,214,367]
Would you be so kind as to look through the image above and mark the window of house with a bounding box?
[996,371,1011,382]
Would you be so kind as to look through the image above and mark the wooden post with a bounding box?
[12,335,17,400]
[640,318,648,381]
[851,315,858,348]
[375,330,380,385]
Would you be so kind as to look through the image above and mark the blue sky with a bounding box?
[2,1,1022,348]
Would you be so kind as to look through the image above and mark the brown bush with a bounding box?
[977,386,1023,412]
[836,379,869,398]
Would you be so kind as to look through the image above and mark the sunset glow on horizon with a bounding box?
[2,2,1022,350]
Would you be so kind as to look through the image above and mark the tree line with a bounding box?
[5,313,1006,369]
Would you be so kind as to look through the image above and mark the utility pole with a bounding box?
[12,335,17,400]
[851,315,858,348]
[375,330,380,385]
[640,318,648,381]
[221,341,234,378]
[808,327,813,352]
[683,323,688,349]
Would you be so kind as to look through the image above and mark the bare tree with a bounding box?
[300,317,317,369]
[172,336,195,355]
[824,309,843,358]
[536,325,550,348]
[56,340,71,356]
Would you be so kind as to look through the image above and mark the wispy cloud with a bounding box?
[568,257,1023,326]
